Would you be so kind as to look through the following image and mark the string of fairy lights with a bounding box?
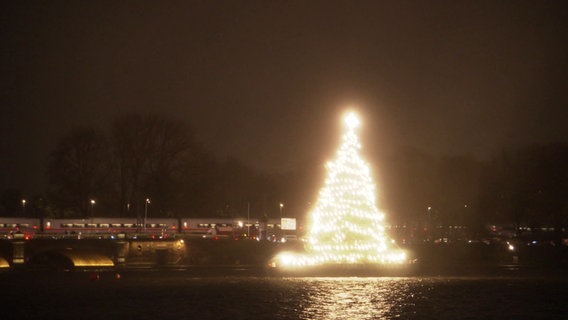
[275,111,406,267]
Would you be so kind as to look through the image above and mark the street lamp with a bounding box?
[90,199,95,218]
[280,203,284,240]
[21,199,26,215]
[426,206,432,241]
[144,198,150,232]
[247,201,250,239]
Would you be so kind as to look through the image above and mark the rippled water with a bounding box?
[275,277,417,319]
[2,271,567,319]
[268,277,567,319]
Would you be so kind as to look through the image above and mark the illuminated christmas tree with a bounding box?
[275,111,406,267]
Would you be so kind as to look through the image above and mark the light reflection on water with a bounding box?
[269,275,568,320]
[283,277,413,320]
[3,271,568,319]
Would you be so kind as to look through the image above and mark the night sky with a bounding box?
[2,1,568,194]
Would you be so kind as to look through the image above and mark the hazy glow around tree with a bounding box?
[276,111,406,267]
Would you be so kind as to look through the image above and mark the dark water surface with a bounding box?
[1,269,567,319]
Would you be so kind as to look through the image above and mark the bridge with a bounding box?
[0,237,187,270]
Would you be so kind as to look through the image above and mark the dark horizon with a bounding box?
[2,1,568,195]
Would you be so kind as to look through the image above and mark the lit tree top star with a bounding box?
[344,111,360,130]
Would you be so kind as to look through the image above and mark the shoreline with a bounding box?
[4,263,568,280]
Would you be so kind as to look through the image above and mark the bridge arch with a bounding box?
[27,249,114,270]
[0,256,9,269]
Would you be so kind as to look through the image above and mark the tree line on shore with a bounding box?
[1,113,568,233]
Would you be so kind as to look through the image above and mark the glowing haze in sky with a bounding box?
[1,2,568,193]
